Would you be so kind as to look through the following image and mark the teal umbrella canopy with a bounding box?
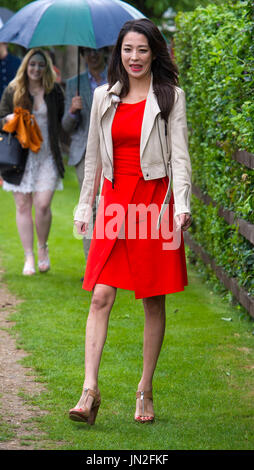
[0,0,145,48]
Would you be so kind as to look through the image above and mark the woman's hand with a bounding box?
[175,213,192,231]
[5,113,15,122]
[74,220,88,235]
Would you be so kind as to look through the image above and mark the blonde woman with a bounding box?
[0,48,65,275]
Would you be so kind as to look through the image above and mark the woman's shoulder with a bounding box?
[173,86,186,106]
[52,82,64,94]
[93,83,109,99]
[174,86,185,97]
[0,84,15,108]
[92,83,111,111]
[3,84,15,97]
[46,82,64,102]
[0,85,15,118]
[45,82,62,95]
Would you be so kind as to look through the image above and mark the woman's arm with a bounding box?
[74,88,102,232]
[0,86,14,130]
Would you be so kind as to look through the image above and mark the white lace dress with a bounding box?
[3,100,63,193]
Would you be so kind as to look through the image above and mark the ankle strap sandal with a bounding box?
[135,391,154,423]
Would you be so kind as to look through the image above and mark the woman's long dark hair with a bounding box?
[108,19,179,122]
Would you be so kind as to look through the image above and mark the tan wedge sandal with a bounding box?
[69,388,101,425]
[135,391,155,423]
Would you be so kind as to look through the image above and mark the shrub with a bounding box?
[174,0,254,298]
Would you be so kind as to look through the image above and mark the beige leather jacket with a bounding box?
[74,77,192,225]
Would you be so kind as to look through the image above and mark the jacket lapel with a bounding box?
[100,81,122,117]
[100,81,122,161]
[140,77,161,158]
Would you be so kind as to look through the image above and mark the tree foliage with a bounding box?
[2,0,223,20]
[0,0,26,12]
[129,0,222,20]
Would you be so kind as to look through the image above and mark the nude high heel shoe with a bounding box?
[69,388,101,425]
[135,391,155,423]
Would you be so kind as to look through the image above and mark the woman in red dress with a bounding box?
[69,19,192,425]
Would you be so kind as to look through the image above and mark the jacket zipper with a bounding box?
[164,121,169,154]
[157,118,168,176]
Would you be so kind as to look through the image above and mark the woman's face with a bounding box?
[27,53,46,83]
[121,31,153,80]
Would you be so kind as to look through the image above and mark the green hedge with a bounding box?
[174,0,254,298]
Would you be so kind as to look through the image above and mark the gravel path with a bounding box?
[0,270,49,450]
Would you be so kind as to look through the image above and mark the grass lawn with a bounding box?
[0,166,254,450]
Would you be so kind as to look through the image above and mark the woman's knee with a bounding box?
[14,193,32,215]
[143,295,165,315]
[34,191,54,216]
[34,200,51,216]
[91,285,116,312]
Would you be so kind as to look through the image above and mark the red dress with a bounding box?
[83,100,188,299]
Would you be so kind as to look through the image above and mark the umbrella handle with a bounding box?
[77,46,81,96]
[75,46,82,125]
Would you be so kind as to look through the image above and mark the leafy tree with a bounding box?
[2,1,224,19]
[129,1,223,22]
[0,0,26,12]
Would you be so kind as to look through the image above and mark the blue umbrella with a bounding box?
[0,0,145,48]
[0,7,14,29]
[0,0,145,93]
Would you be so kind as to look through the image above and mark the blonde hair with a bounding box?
[10,48,56,109]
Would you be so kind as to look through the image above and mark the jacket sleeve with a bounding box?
[0,86,14,130]
[74,88,102,223]
[61,79,79,133]
[170,88,192,216]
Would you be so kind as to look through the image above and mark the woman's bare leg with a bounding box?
[70,284,116,417]
[13,192,34,271]
[33,190,54,247]
[33,190,55,269]
[83,284,117,391]
[135,295,166,417]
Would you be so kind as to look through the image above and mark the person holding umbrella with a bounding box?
[0,48,65,275]
[62,46,109,260]
[69,18,192,425]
